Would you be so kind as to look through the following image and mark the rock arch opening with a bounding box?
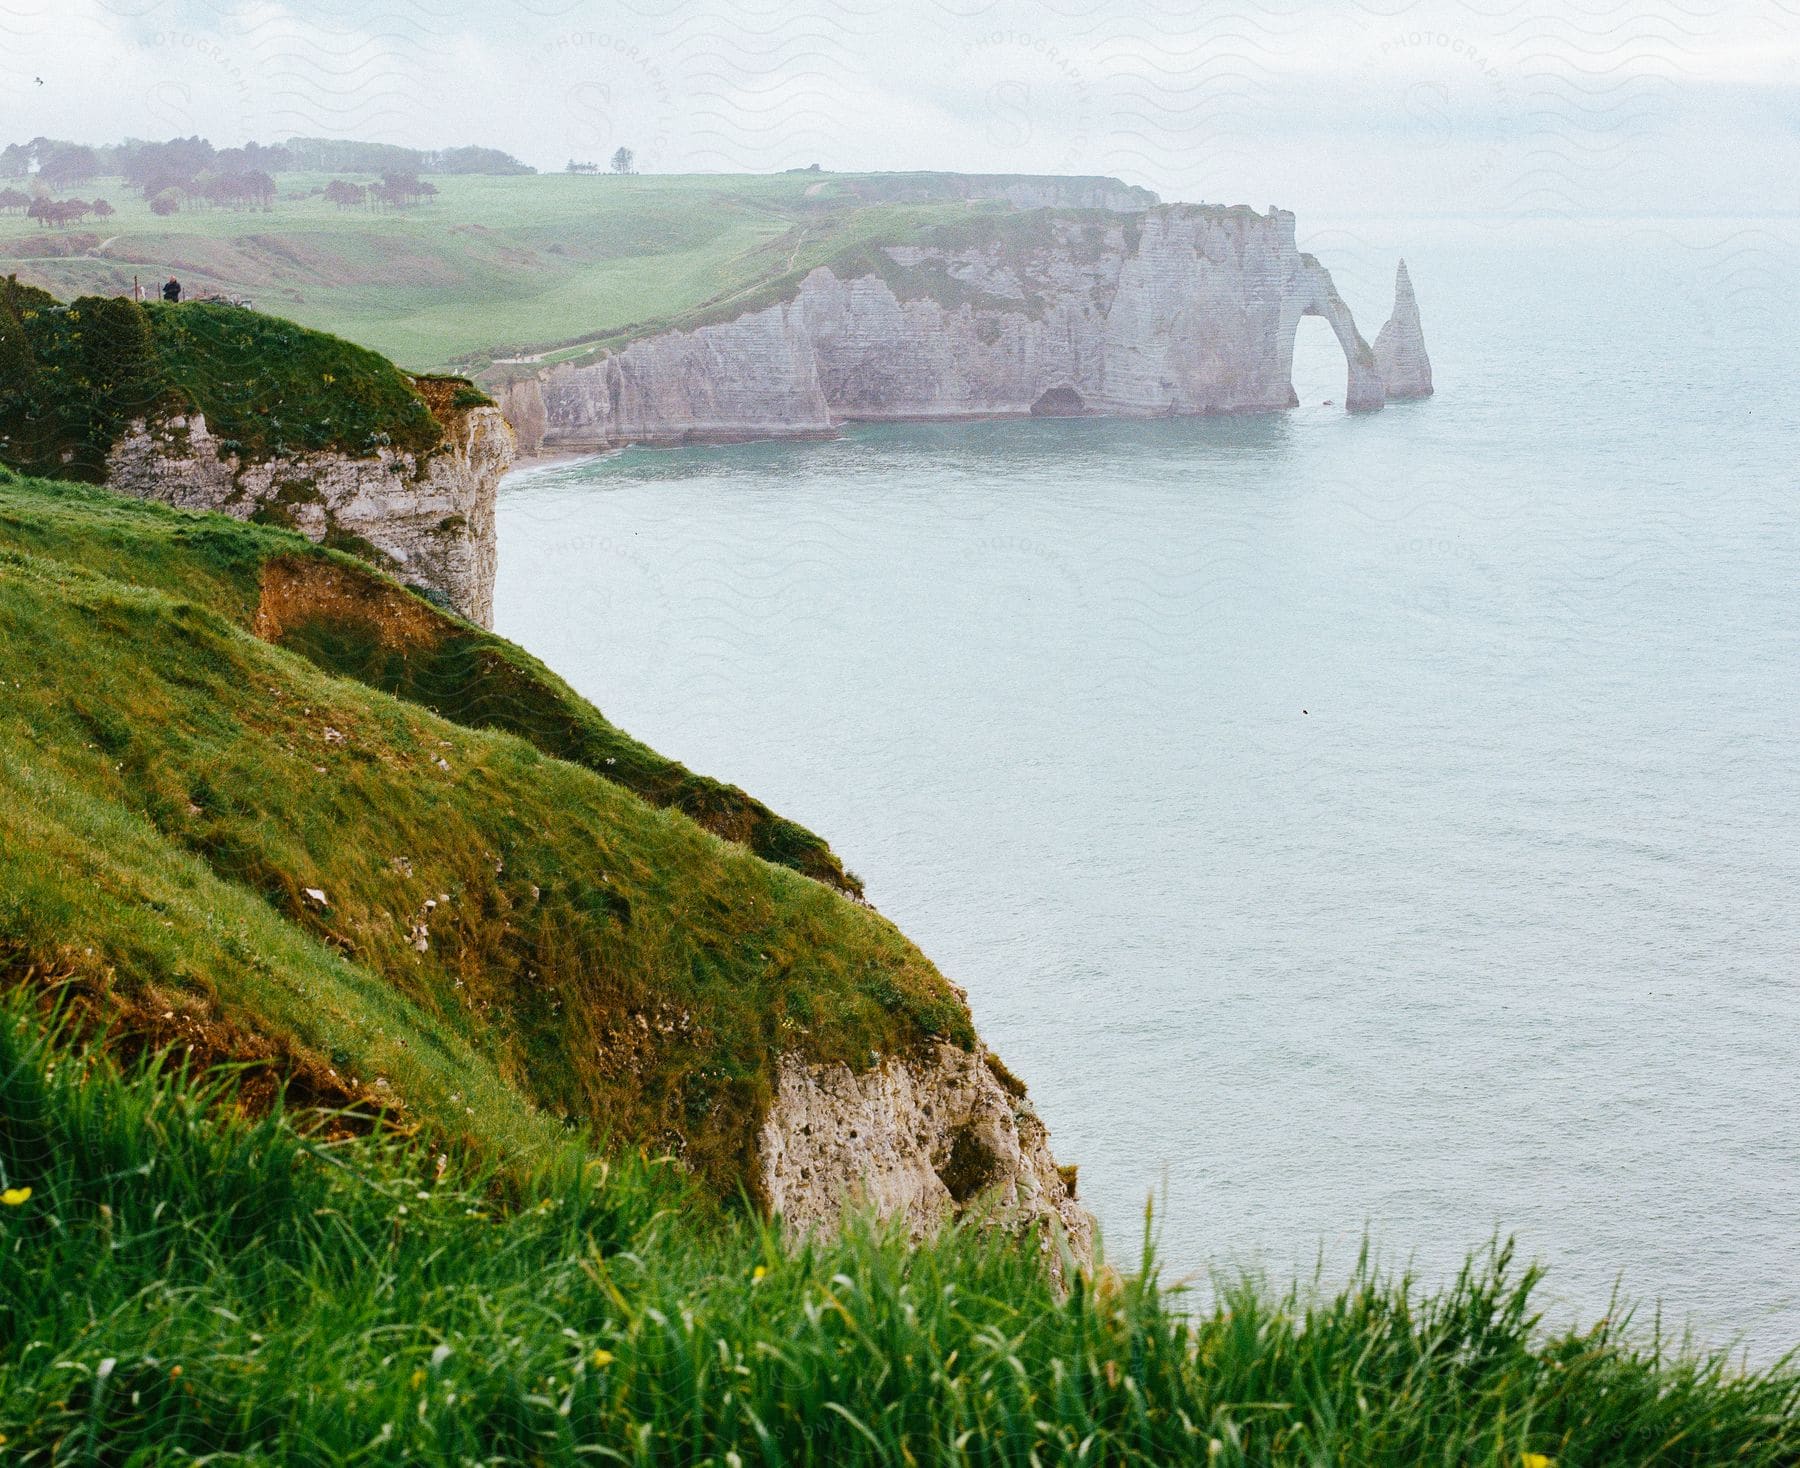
[1290,314,1347,407]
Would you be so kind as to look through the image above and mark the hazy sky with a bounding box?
[3,0,1795,216]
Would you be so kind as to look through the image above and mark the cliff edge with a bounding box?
[0,282,509,625]
[0,472,1089,1264]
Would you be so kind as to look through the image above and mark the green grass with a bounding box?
[1,992,1794,1465]
[0,471,860,893]
[0,470,960,1192]
[0,171,1148,371]
[142,297,445,459]
[1,277,460,479]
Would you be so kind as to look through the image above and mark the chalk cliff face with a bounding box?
[760,1041,1092,1277]
[511,204,1411,452]
[104,401,512,626]
[1375,258,1434,400]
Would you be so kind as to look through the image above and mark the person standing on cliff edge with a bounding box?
[162,277,181,303]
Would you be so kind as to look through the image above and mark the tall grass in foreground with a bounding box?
[1,995,1794,1465]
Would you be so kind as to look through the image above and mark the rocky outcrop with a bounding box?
[510,204,1414,452]
[1375,259,1433,400]
[759,1041,1093,1278]
[104,400,512,626]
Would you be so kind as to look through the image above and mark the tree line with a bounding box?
[1,136,535,188]
[4,194,115,228]
[0,135,531,222]
[323,175,441,210]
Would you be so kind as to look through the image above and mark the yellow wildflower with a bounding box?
[752,1264,767,1281]
[1522,1455,1555,1468]
[410,1368,427,1390]
[591,1349,614,1368]
[1,1186,30,1206]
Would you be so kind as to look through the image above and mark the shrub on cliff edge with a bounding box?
[0,280,447,480]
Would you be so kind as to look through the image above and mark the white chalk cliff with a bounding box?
[104,399,512,627]
[501,204,1423,453]
[760,1041,1093,1277]
[1375,258,1434,400]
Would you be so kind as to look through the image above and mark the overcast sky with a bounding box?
[3,0,1795,217]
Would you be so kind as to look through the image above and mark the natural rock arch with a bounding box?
[1280,255,1385,412]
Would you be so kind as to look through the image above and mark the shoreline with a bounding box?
[500,395,1368,469]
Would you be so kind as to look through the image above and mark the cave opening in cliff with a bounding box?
[1291,313,1348,408]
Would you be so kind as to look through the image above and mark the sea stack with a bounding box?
[1374,258,1434,400]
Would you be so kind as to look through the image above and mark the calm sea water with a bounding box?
[496,218,1800,1358]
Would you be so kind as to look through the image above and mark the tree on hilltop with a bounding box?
[38,144,98,186]
[199,170,277,211]
[428,145,532,175]
[120,136,214,188]
[369,172,437,209]
[26,198,90,228]
[610,147,634,175]
[137,170,199,205]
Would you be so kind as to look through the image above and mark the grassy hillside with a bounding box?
[0,470,955,1191]
[0,291,857,890]
[0,171,1144,371]
[2,993,1796,1463]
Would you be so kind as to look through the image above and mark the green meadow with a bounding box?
[0,171,1095,372]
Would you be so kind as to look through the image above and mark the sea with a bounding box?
[494,217,1800,1359]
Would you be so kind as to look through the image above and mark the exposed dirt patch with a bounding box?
[2,946,386,1138]
[253,552,447,652]
[1,231,101,259]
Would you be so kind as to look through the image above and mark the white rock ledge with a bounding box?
[103,403,513,627]
[759,1041,1095,1278]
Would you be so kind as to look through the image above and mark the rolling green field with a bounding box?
[0,171,1127,373]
